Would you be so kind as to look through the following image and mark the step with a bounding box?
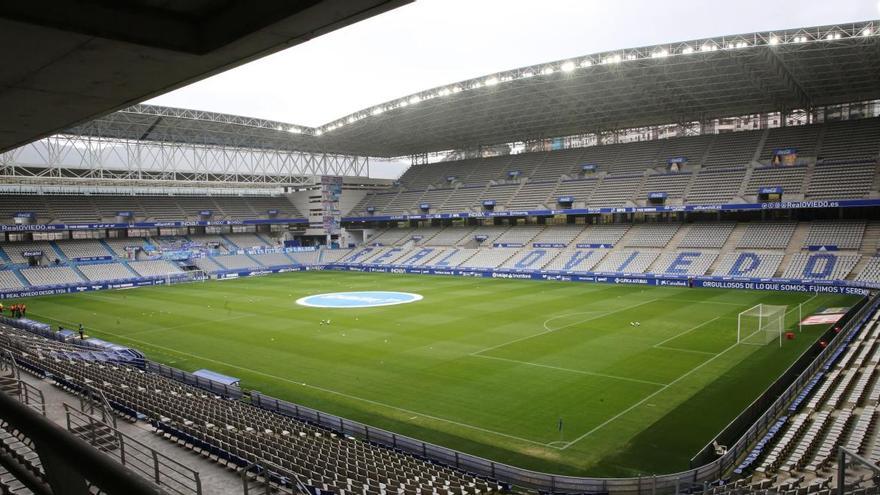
[785,222,812,255]
[70,423,119,451]
[0,377,19,397]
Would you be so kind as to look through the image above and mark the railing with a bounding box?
[248,295,878,495]
[0,351,45,415]
[0,389,166,495]
[64,404,202,495]
[146,361,243,399]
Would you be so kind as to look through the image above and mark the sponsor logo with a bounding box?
[296,291,423,309]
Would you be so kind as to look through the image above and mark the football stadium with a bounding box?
[1,3,880,495]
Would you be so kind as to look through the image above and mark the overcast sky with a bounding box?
[149,0,879,177]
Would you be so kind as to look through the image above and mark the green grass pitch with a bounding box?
[10,271,860,477]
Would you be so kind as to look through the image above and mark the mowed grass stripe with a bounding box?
[12,271,860,476]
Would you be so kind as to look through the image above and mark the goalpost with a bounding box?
[738,304,787,347]
[165,270,209,286]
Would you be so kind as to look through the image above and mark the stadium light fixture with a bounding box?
[560,61,576,72]
[735,41,748,48]
[315,129,323,136]
[794,35,807,43]
[347,116,356,124]
[651,49,669,58]
[681,46,694,54]
[371,107,384,116]
[438,88,451,96]
[521,70,535,78]
[626,53,637,60]
[451,86,462,93]
[485,76,499,86]
[863,27,873,36]
[579,60,593,67]
[408,95,421,105]
[288,127,302,134]
[768,36,780,45]
[541,66,554,75]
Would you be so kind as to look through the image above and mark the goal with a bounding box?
[166,270,208,286]
[738,304,787,347]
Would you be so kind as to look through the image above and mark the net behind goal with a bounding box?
[166,270,208,285]
[738,304,787,347]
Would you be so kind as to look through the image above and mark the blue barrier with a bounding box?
[343,198,880,222]
[0,261,873,301]
[325,264,874,295]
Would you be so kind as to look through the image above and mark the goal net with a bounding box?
[166,270,208,286]
[738,304,787,347]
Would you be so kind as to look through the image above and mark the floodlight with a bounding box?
[408,95,420,105]
[315,130,323,136]
[485,76,499,86]
[651,49,669,58]
[521,71,534,78]
[438,88,451,96]
[681,46,694,54]
[541,67,554,75]
[347,116,356,124]
[768,36,779,45]
[579,60,592,67]
[288,127,301,134]
[371,107,384,116]
[560,61,575,72]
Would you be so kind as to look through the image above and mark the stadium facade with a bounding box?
[1,18,880,495]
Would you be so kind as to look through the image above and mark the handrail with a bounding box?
[64,404,201,495]
[0,390,166,495]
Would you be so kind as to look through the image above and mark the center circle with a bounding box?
[296,291,423,308]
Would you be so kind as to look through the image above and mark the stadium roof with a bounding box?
[65,19,880,158]
[0,0,409,154]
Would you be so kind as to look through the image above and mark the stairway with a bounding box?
[12,269,30,287]
[0,376,19,399]
[98,239,117,257]
[245,252,265,268]
[70,421,120,452]
[665,223,691,249]
[221,235,241,250]
[69,264,89,282]
[706,223,749,275]
[49,241,68,261]
[786,222,811,254]
[119,260,141,278]
[860,221,880,255]
[752,128,770,163]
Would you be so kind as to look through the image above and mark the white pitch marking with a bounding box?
[471,354,667,387]
[30,314,556,449]
[471,297,661,357]
[652,316,721,349]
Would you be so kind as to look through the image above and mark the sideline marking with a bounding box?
[27,313,556,449]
